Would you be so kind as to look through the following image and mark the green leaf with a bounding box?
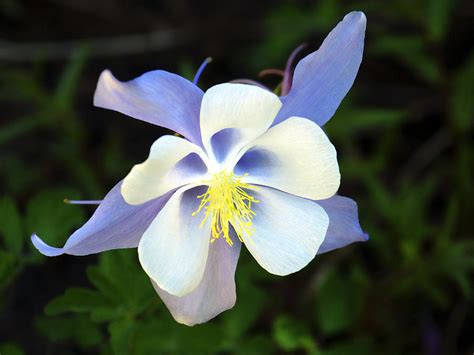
[0,69,45,104]
[0,197,23,254]
[310,0,340,29]
[254,0,342,68]
[45,288,109,316]
[273,315,317,354]
[133,319,224,354]
[53,45,89,110]
[326,107,406,139]
[321,336,375,355]
[315,271,361,335]
[0,342,25,355]
[221,257,269,339]
[90,306,121,323]
[178,58,197,82]
[233,335,277,355]
[25,188,85,250]
[396,179,437,260]
[0,156,41,195]
[450,53,474,132]
[436,240,474,299]
[0,249,17,290]
[90,250,155,310]
[109,318,135,355]
[0,116,43,146]
[372,35,440,83]
[426,0,457,42]
[435,196,459,248]
[35,315,102,349]
[221,282,265,340]
[86,265,124,304]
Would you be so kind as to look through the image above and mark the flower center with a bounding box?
[192,170,259,246]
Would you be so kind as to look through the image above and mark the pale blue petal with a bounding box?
[241,187,328,276]
[94,70,203,144]
[153,235,241,326]
[273,11,366,126]
[31,181,172,256]
[317,195,368,254]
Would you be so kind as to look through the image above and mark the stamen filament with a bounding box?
[192,171,259,246]
[193,57,213,85]
[282,43,307,95]
[64,199,102,205]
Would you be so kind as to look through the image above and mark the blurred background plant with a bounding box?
[0,0,473,354]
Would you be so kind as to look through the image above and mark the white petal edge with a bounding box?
[241,186,329,276]
[235,117,340,200]
[199,83,282,169]
[121,135,209,205]
[152,236,241,326]
[138,185,212,297]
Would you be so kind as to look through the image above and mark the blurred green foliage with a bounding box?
[1,0,473,354]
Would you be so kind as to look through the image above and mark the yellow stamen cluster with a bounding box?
[192,171,259,246]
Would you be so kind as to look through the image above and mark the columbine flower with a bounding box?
[32,11,368,326]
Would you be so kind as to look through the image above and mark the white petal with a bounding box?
[235,117,340,200]
[138,185,211,297]
[199,83,282,168]
[121,135,208,205]
[241,186,328,276]
[152,236,241,326]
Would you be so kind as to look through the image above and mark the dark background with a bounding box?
[1,0,473,354]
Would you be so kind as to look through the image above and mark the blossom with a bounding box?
[32,11,368,326]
